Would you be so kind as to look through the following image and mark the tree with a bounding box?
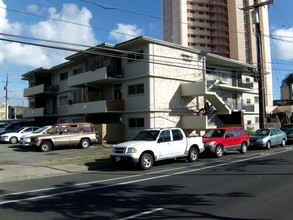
[281,73,293,100]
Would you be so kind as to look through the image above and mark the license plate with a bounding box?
[115,157,121,162]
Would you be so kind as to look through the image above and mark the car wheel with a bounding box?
[240,142,248,154]
[280,139,286,147]
[139,152,154,170]
[266,141,271,149]
[40,141,52,152]
[80,138,90,149]
[215,145,223,158]
[188,147,199,162]
[10,136,18,144]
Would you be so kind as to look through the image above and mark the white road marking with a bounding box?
[0,148,291,205]
[119,208,164,220]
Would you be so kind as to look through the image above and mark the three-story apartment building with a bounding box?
[22,36,258,141]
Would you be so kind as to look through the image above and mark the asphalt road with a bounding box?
[0,144,293,219]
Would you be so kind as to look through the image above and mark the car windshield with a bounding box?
[15,127,25,133]
[47,125,60,134]
[33,126,49,133]
[254,129,270,136]
[203,129,225,138]
[133,130,160,141]
[281,125,293,131]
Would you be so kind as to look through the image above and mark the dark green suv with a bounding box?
[280,124,293,142]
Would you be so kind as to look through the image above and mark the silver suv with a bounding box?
[31,122,99,152]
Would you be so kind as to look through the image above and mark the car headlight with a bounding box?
[204,141,216,147]
[127,147,138,153]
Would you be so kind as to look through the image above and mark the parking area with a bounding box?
[0,142,113,182]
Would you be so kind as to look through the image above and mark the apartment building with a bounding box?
[0,103,7,119]
[22,36,258,141]
[162,0,273,110]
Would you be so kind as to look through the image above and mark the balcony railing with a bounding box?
[181,114,217,130]
[68,66,123,87]
[23,84,58,97]
[24,107,45,118]
[68,99,124,115]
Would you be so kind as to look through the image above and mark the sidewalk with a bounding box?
[0,163,88,182]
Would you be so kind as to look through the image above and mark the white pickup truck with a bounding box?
[110,127,204,170]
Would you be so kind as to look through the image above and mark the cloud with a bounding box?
[0,0,21,34]
[27,4,39,13]
[0,1,98,68]
[1,42,51,67]
[109,23,143,42]
[30,3,97,48]
[272,27,293,60]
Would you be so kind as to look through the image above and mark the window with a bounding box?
[240,128,247,135]
[128,84,144,95]
[159,130,171,142]
[70,125,81,133]
[225,130,233,138]
[60,96,68,105]
[82,124,93,132]
[73,67,83,75]
[172,129,183,141]
[129,118,144,128]
[60,72,68,80]
[246,98,251,104]
[255,117,259,123]
[234,129,241,137]
[254,96,259,103]
[128,50,144,62]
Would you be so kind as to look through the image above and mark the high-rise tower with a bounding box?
[162,0,273,107]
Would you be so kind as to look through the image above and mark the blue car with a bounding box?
[249,128,287,149]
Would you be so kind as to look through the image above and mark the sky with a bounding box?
[0,0,292,107]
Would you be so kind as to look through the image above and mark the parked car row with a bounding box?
[0,119,291,168]
[0,122,99,152]
[110,126,290,170]
[0,126,40,144]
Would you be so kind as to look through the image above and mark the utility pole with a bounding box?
[242,0,273,129]
[4,73,8,119]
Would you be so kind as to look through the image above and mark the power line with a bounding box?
[0,6,139,39]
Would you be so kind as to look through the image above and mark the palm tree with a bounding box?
[281,73,293,100]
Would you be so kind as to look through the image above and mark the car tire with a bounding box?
[188,147,199,162]
[280,139,286,147]
[139,152,154,170]
[40,141,52,152]
[266,141,271,149]
[80,138,90,149]
[240,142,248,154]
[215,145,223,158]
[10,136,18,144]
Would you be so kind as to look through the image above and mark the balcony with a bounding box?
[24,107,45,118]
[181,115,217,130]
[68,99,124,115]
[242,104,256,113]
[23,106,57,118]
[23,84,58,97]
[68,66,123,87]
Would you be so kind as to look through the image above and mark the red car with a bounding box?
[202,127,249,157]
